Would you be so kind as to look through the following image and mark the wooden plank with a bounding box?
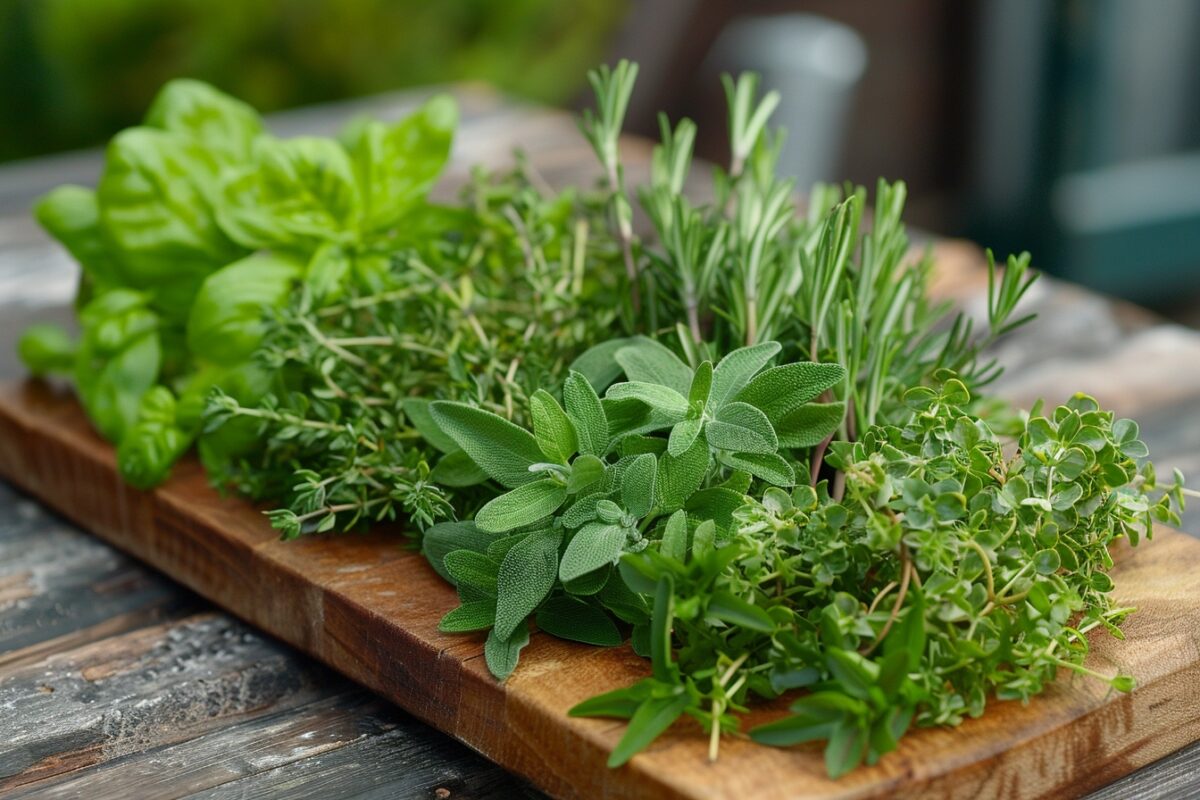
[5,688,532,800]
[0,381,1198,800]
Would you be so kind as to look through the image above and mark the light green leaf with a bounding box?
[218,136,361,250]
[686,487,750,531]
[431,450,490,487]
[443,550,499,596]
[34,186,123,291]
[402,398,459,454]
[614,337,693,395]
[709,341,781,410]
[667,417,703,457]
[776,401,846,448]
[530,389,578,464]
[186,252,302,365]
[485,624,530,681]
[621,453,658,518]
[144,78,263,161]
[706,402,778,454]
[660,510,688,561]
[605,381,689,418]
[430,402,544,488]
[344,94,456,233]
[688,360,713,408]
[98,127,246,318]
[422,521,493,583]
[494,528,562,639]
[734,362,846,419]
[567,454,606,494]
[438,600,497,633]
[658,429,710,512]
[536,596,622,646]
[564,371,609,457]
[607,691,690,767]
[720,451,796,486]
[560,522,626,583]
[475,479,568,533]
[569,337,635,391]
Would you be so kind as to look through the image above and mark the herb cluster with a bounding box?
[19,63,1190,779]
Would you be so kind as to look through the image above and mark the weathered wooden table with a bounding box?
[1,87,1198,799]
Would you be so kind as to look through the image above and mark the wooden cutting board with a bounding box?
[1,378,1198,800]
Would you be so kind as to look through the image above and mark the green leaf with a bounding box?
[421,521,493,584]
[439,600,497,633]
[569,337,635,391]
[530,389,578,464]
[144,78,262,161]
[475,479,568,533]
[750,711,841,747]
[707,590,775,632]
[344,94,456,233]
[403,398,460,454]
[607,691,690,767]
[431,450,490,487]
[494,528,562,640]
[560,523,626,583]
[667,417,703,457]
[567,454,606,494]
[485,624,530,681]
[18,324,76,377]
[706,402,778,454]
[218,136,361,250]
[605,382,689,418]
[98,128,245,318]
[536,596,622,646]
[734,361,846,419]
[443,550,499,596]
[116,386,191,489]
[685,487,747,531]
[621,453,658,518]
[569,680,653,719]
[650,574,675,682]
[775,402,846,448]
[186,252,302,365]
[657,429,710,512]
[430,401,545,488]
[825,648,880,701]
[564,371,609,457]
[660,510,688,562]
[825,721,868,779]
[688,360,713,408]
[719,451,795,486]
[614,337,693,395]
[34,186,123,291]
[709,341,781,410]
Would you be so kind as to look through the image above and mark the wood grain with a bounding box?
[1,380,1198,800]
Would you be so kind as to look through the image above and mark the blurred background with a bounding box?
[2,0,1199,322]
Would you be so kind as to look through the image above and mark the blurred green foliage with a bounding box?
[0,0,627,162]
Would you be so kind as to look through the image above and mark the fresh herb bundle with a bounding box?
[19,63,1190,779]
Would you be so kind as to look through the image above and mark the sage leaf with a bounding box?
[536,595,622,646]
[606,381,689,418]
[531,388,578,464]
[615,337,693,395]
[475,479,568,533]
[657,429,710,512]
[621,452,658,518]
[560,522,626,583]
[564,371,609,457]
[485,624,530,681]
[734,361,846,419]
[720,451,795,486]
[494,528,562,640]
[660,509,688,561]
[706,401,778,454]
[709,341,781,410]
[442,550,499,596]
[431,401,545,488]
[776,401,846,448]
[439,600,497,633]
[667,417,703,456]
